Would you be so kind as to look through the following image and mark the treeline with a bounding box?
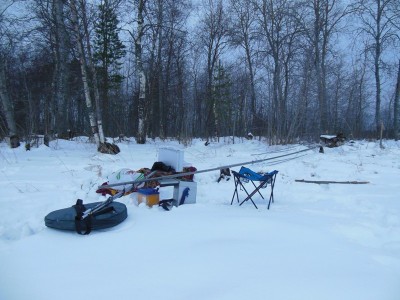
[0,0,399,150]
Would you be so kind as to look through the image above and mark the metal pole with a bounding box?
[99,146,317,189]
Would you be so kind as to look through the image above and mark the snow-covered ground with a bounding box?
[0,137,399,300]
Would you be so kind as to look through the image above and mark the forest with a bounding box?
[0,0,399,150]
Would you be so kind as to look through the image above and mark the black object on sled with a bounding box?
[45,200,127,235]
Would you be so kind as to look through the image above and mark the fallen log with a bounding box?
[295,179,369,184]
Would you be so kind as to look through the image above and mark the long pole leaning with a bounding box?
[99,147,316,190]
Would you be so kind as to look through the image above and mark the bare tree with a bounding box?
[389,3,400,140]
[253,0,303,143]
[69,0,103,147]
[302,0,350,134]
[0,54,17,139]
[227,0,258,134]
[156,0,164,139]
[228,0,256,114]
[144,0,164,139]
[197,0,229,141]
[159,0,191,140]
[31,0,58,137]
[394,60,400,140]
[355,0,399,135]
[0,0,21,146]
[53,0,69,135]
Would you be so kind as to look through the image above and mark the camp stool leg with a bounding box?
[238,180,269,209]
[238,182,258,208]
[267,173,277,209]
[230,171,241,205]
[250,179,265,199]
[232,170,264,209]
[231,171,255,206]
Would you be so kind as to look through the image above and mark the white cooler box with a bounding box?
[173,181,197,206]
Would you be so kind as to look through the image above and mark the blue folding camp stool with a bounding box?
[231,166,278,209]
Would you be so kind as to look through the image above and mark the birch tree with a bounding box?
[78,0,106,145]
[69,0,102,147]
[132,0,147,144]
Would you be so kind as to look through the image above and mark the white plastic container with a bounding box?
[158,147,184,172]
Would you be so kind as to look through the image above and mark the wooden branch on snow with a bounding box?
[295,179,369,184]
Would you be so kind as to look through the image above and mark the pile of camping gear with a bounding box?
[44,148,198,235]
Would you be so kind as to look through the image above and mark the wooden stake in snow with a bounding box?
[295,179,369,184]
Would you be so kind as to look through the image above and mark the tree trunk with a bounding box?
[157,0,164,139]
[0,55,18,138]
[374,0,383,136]
[374,36,382,136]
[69,0,101,147]
[295,179,369,184]
[53,0,69,135]
[79,0,105,144]
[135,0,146,144]
[232,0,257,132]
[313,1,328,133]
[394,60,400,140]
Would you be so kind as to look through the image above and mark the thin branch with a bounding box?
[295,179,370,184]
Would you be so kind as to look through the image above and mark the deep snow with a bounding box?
[0,137,399,300]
